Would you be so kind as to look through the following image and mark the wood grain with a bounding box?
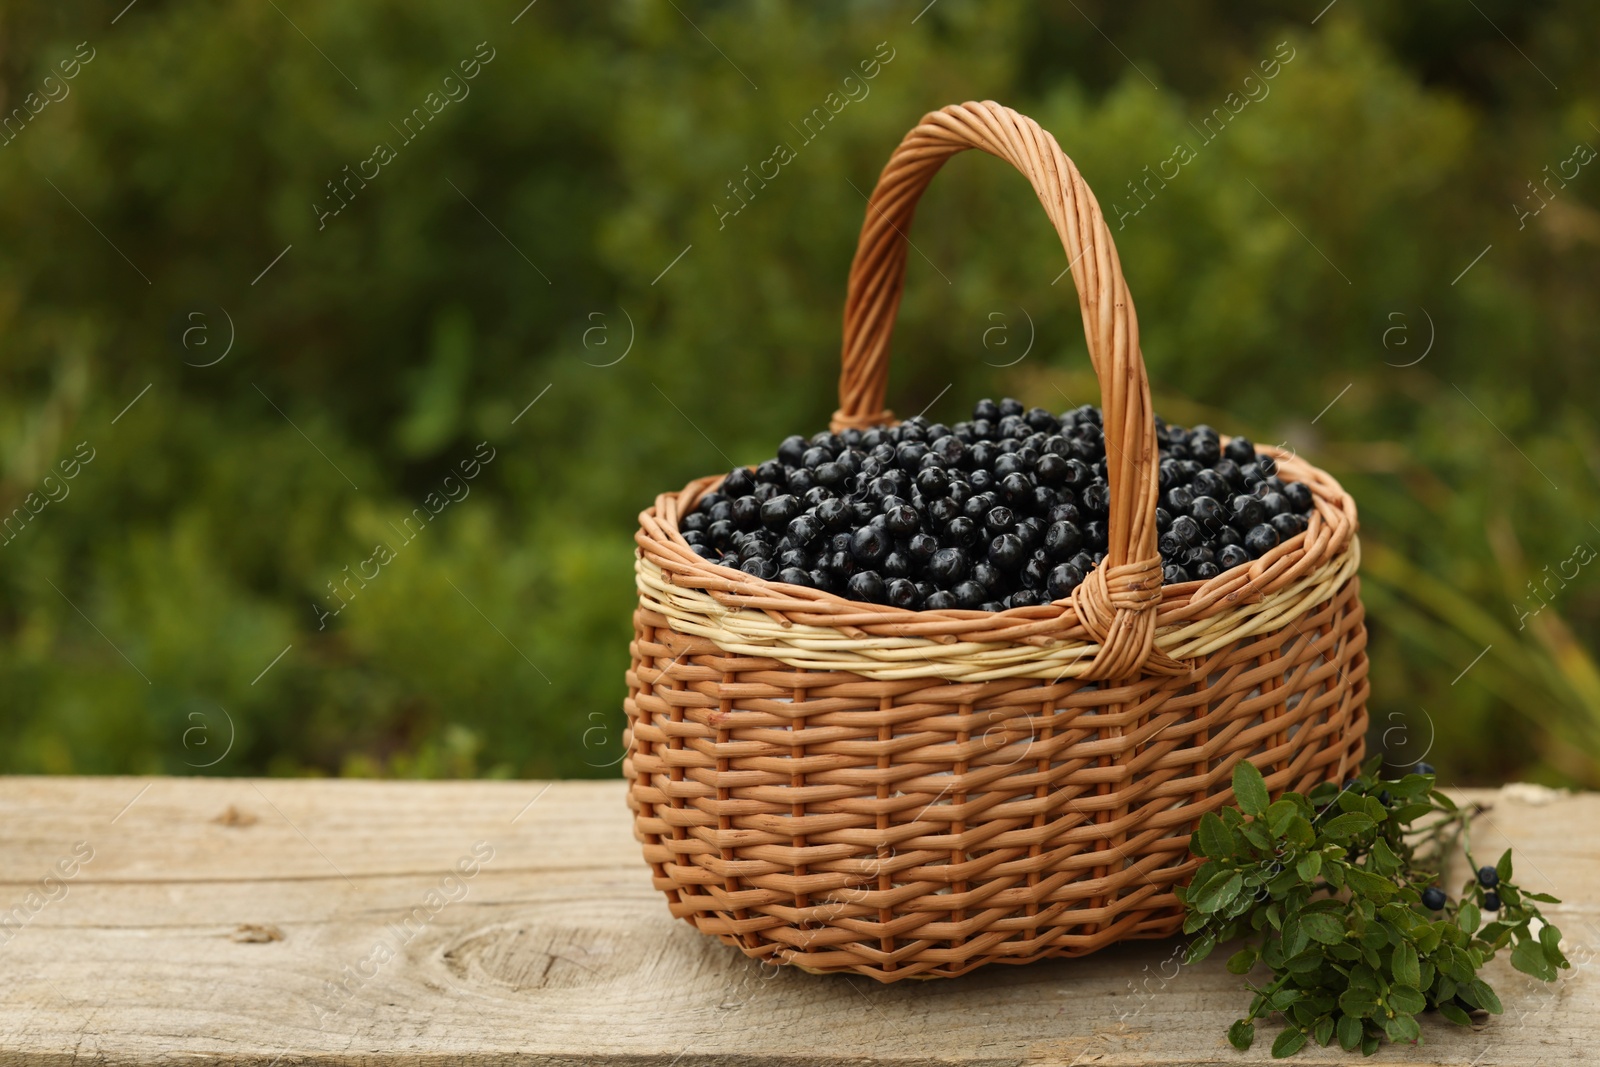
[0,776,1594,1065]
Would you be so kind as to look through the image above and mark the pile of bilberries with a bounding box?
[679,398,1316,611]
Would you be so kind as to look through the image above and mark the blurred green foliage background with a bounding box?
[1,1,1596,784]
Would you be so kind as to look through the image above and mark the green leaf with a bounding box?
[1327,941,1362,961]
[1282,915,1308,957]
[1387,985,1426,1015]
[1384,1013,1421,1043]
[1361,1034,1380,1056]
[1296,852,1322,881]
[1368,837,1400,874]
[1336,1013,1363,1050]
[1462,979,1503,1014]
[1197,812,1232,858]
[1391,801,1434,823]
[1302,912,1346,945]
[1343,867,1396,900]
[1184,932,1217,965]
[1438,1002,1473,1027]
[1314,1016,1335,1047]
[1391,941,1420,988]
[1338,986,1379,1018]
[1226,946,1258,974]
[1284,816,1315,848]
[1284,949,1323,974]
[1240,821,1273,850]
[1458,901,1480,935]
[1524,890,1561,903]
[1512,936,1558,981]
[1336,790,1366,814]
[1268,987,1300,1012]
[1321,812,1376,840]
[1271,1027,1308,1058]
[1497,848,1514,884]
[1192,871,1245,914]
[1228,1019,1255,1051]
[1347,963,1379,991]
[1267,799,1299,837]
[1233,759,1270,817]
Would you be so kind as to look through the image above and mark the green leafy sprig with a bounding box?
[1176,756,1569,1058]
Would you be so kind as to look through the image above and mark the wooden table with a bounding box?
[0,778,1594,1065]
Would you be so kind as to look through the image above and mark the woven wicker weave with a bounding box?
[624,101,1368,982]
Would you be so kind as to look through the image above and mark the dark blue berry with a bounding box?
[1048,563,1084,600]
[1230,494,1267,529]
[732,495,764,531]
[1217,543,1250,570]
[1189,428,1221,465]
[847,570,886,603]
[1422,887,1447,910]
[999,472,1032,506]
[1192,469,1230,500]
[759,494,801,531]
[928,547,968,585]
[1011,547,1041,586]
[1477,866,1499,888]
[1045,520,1083,559]
[1282,481,1314,514]
[1190,494,1225,532]
[907,533,939,562]
[1482,891,1501,911]
[952,580,986,609]
[740,556,775,579]
[1036,452,1069,485]
[814,461,847,488]
[944,516,980,547]
[1243,524,1280,558]
[849,526,889,566]
[985,505,1016,532]
[882,550,913,579]
[915,468,950,496]
[885,504,920,537]
[777,436,808,468]
[988,533,1026,571]
[886,577,920,609]
[1223,436,1255,466]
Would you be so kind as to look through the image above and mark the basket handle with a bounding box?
[831,100,1181,681]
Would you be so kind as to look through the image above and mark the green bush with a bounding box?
[0,2,1595,784]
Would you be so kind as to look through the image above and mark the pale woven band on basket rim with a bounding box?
[635,442,1360,682]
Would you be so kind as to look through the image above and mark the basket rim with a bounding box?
[635,440,1359,659]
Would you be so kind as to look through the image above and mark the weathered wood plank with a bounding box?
[0,777,1594,1065]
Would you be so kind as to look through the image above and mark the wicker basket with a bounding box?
[624,101,1368,982]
